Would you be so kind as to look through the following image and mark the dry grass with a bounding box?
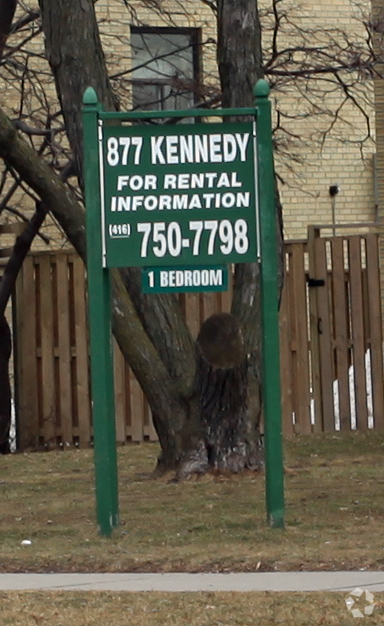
[2,591,384,625]
[1,431,384,573]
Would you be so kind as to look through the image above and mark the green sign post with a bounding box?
[255,81,285,529]
[83,80,284,535]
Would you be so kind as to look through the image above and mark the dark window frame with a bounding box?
[130,26,201,112]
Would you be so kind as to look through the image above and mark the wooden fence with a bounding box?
[13,252,233,448]
[11,228,384,448]
[280,226,384,435]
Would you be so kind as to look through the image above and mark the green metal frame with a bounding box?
[98,107,256,120]
[82,79,284,536]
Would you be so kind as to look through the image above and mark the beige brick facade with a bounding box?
[0,0,377,245]
[372,0,384,321]
[266,0,375,239]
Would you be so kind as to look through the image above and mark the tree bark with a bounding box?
[197,314,249,471]
[38,0,118,187]
[0,315,11,453]
[176,313,263,479]
[217,0,263,110]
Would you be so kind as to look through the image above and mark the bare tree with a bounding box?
[0,0,381,465]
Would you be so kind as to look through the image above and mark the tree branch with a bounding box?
[0,201,47,317]
[0,0,16,61]
[0,103,190,454]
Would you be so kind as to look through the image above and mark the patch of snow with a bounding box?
[9,400,16,452]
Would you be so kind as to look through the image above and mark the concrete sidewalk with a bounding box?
[1,572,384,592]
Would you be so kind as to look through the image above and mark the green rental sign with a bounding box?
[83,80,284,538]
[100,122,259,268]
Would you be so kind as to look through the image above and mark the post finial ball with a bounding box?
[254,79,270,98]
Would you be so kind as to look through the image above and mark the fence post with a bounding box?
[307,226,323,431]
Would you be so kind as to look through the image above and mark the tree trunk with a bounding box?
[38,0,197,469]
[178,0,284,477]
[216,0,283,474]
[0,315,11,454]
[217,0,263,110]
[199,360,249,471]
[38,0,118,187]
[176,314,263,479]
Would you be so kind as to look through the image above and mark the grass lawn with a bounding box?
[0,431,384,573]
[1,591,384,625]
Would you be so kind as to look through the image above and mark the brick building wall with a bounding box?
[264,0,375,239]
[372,0,384,322]
[0,0,377,244]
[95,0,376,240]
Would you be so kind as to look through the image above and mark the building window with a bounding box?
[131,27,200,113]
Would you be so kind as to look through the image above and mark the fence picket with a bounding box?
[290,243,311,434]
[365,234,384,428]
[348,237,369,430]
[314,237,335,431]
[113,339,127,443]
[180,292,200,338]
[307,227,323,433]
[200,291,220,322]
[71,255,91,444]
[38,255,56,443]
[14,256,38,448]
[331,238,351,430]
[279,280,294,436]
[55,255,73,444]
[129,369,145,442]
